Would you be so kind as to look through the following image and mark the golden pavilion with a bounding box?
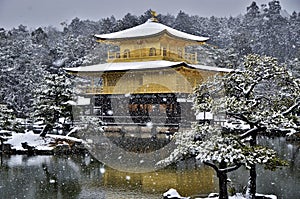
[65,13,231,129]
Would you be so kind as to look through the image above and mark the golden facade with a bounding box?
[65,14,230,127]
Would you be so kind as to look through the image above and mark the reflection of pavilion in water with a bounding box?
[102,164,217,197]
[65,12,231,131]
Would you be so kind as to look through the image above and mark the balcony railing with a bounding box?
[107,48,197,64]
[78,84,193,95]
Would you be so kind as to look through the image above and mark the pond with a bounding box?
[228,136,300,199]
[0,137,299,199]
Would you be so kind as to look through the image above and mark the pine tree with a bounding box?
[198,54,298,198]
[173,11,193,33]
[160,54,297,199]
[33,72,75,136]
[0,104,15,131]
[246,2,260,19]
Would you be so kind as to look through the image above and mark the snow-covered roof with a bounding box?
[95,19,209,42]
[64,60,232,73]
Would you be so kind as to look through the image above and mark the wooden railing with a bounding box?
[78,84,193,95]
[107,48,197,64]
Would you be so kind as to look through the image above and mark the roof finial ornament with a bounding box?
[150,10,158,22]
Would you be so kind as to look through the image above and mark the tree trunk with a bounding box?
[246,164,256,199]
[204,161,241,199]
[247,132,257,199]
[218,171,228,199]
[40,123,51,137]
[218,161,229,199]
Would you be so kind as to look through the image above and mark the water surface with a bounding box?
[0,137,299,199]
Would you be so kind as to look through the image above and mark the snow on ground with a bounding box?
[163,188,188,199]
[202,193,277,199]
[4,130,83,151]
[163,189,277,199]
[5,130,53,151]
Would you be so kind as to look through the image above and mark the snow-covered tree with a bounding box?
[173,11,193,34]
[157,13,175,27]
[196,54,299,198]
[287,58,300,78]
[160,54,297,199]
[0,104,15,130]
[115,13,140,31]
[160,123,286,199]
[139,9,155,24]
[245,2,260,19]
[33,72,75,136]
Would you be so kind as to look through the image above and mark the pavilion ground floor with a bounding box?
[77,93,198,130]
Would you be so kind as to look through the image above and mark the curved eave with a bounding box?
[64,61,232,75]
[95,26,209,43]
[95,30,209,45]
[183,63,233,73]
[64,61,184,74]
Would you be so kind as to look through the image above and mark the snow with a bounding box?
[255,193,277,199]
[4,130,83,151]
[222,120,250,130]
[99,167,106,174]
[200,193,277,199]
[163,188,189,199]
[189,64,233,72]
[46,134,83,143]
[146,122,153,128]
[95,19,209,42]
[66,126,80,136]
[177,98,193,103]
[77,96,91,105]
[107,110,113,115]
[52,58,68,67]
[5,131,53,151]
[0,130,12,136]
[62,100,77,106]
[163,189,277,199]
[196,112,213,120]
[64,60,232,73]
